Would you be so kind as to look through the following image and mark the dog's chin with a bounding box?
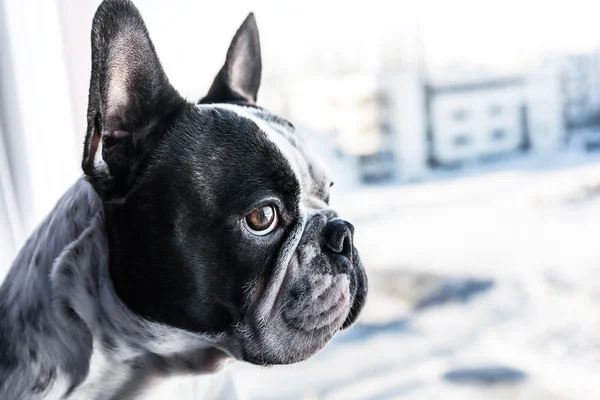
[241,290,351,366]
[237,256,366,366]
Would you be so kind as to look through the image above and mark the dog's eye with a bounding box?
[243,205,278,235]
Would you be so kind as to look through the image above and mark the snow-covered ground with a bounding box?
[230,152,600,400]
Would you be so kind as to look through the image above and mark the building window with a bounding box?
[380,123,393,135]
[358,93,389,108]
[451,109,469,121]
[490,129,506,141]
[489,105,503,117]
[453,134,471,147]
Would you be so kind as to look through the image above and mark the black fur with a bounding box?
[82,0,186,199]
[106,104,303,333]
[202,13,262,104]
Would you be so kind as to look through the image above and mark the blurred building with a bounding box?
[262,68,428,186]
[427,77,528,166]
[560,52,600,150]
[427,61,565,166]
[524,58,566,152]
[264,57,570,183]
[561,53,600,129]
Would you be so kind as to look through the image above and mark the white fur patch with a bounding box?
[41,377,71,400]
[197,103,305,182]
[66,343,131,400]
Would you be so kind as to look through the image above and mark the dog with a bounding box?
[0,0,368,399]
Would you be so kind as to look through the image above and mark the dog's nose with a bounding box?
[323,218,354,259]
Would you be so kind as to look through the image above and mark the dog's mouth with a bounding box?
[235,243,366,366]
[281,274,350,333]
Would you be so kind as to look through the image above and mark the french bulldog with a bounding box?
[0,0,368,399]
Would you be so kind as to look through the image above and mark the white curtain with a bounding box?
[0,118,22,271]
[0,0,82,279]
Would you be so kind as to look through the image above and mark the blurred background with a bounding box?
[2,0,600,399]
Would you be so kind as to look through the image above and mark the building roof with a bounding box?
[429,76,525,95]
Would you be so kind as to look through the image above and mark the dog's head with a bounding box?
[82,0,367,365]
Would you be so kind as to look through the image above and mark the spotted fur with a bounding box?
[0,180,233,399]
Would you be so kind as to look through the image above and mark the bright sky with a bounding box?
[135,0,600,96]
[420,0,600,71]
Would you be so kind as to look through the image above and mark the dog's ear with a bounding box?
[201,13,262,104]
[82,0,184,199]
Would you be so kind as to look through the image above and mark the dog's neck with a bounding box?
[0,179,228,400]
